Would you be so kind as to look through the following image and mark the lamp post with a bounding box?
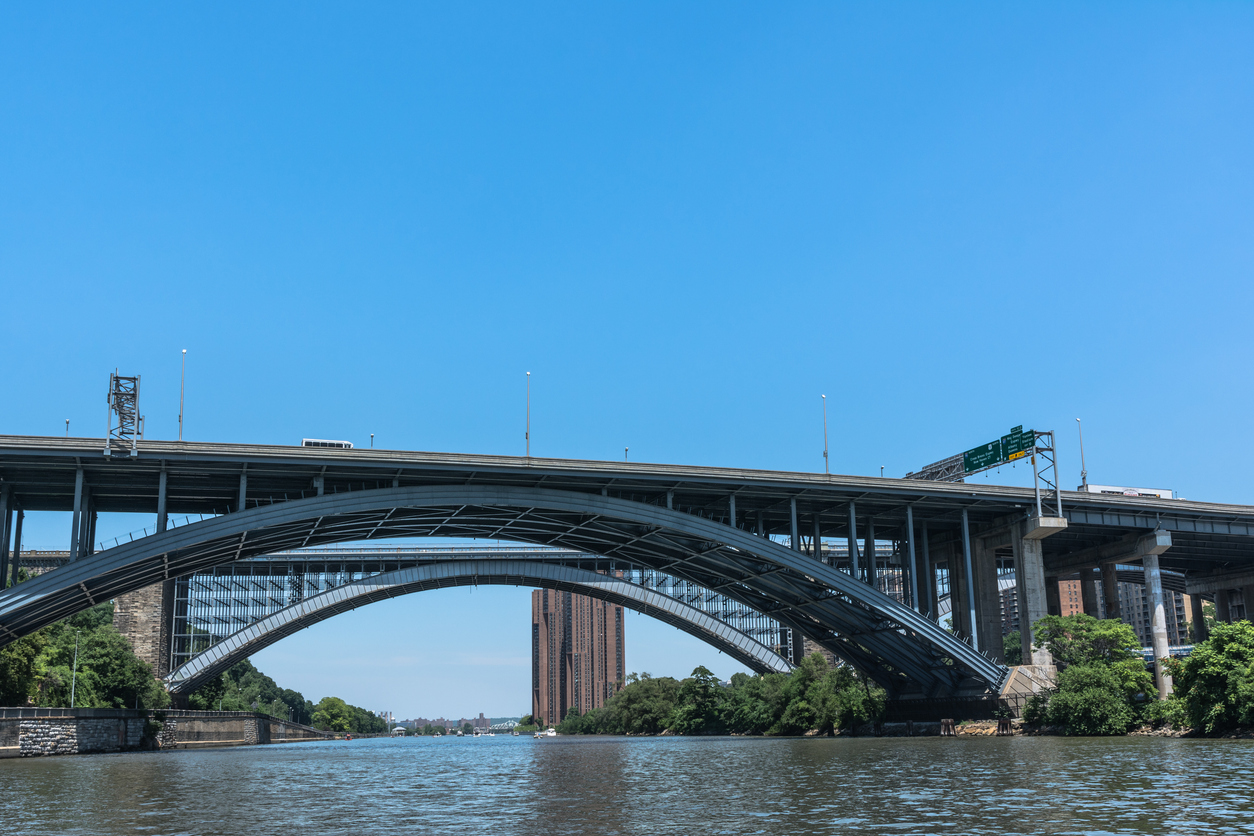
[370,433,374,448]
[1076,418,1088,488]
[821,395,829,475]
[624,446,629,461]
[178,349,187,441]
[526,372,531,458]
[65,419,69,437]
[70,630,81,708]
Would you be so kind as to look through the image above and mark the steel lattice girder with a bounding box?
[0,485,1006,695]
[165,559,794,694]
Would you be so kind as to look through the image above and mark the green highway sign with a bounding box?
[963,441,1003,473]
[964,425,1035,473]
[1002,426,1034,461]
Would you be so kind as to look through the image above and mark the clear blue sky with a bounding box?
[3,4,1252,718]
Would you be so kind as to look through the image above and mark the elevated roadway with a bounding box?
[1,435,1252,699]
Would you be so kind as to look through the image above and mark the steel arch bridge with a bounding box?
[169,546,791,677]
[0,483,1006,697]
[164,558,794,694]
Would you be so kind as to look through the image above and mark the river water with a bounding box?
[2,735,1252,835]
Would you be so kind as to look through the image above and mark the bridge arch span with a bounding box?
[165,559,793,695]
[0,485,1006,696]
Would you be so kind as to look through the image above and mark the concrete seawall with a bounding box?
[0,708,330,757]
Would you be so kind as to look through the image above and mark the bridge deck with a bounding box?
[1,435,1252,578]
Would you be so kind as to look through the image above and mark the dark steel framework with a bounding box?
[169,547,790,673]
[2,435,1253,696]
[166,558,796,694]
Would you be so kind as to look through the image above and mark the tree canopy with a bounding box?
[556,654,884,736]
[1168,620,1254,735]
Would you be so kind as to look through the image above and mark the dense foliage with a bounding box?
[306,696,388,733]
[1003,631,1023,666]
[1168,620,1254,735]
[0,602,169,709]
[1023,614,1153,735]
[556,654,884,736]
[187,659,315,723]
[187,660,384,733]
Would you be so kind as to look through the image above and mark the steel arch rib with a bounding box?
[0,485,1006,693]
[164,559,793,694]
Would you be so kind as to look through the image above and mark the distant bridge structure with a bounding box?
[1,435,1253,701]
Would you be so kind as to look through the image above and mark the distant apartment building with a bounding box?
[532,589,625,726]
[1058,579,1084,616]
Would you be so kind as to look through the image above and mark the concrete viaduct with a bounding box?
[1,435,1253,701]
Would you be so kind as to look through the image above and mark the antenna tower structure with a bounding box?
[105,371,143,456]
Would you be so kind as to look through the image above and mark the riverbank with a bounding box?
[0,707,330,757]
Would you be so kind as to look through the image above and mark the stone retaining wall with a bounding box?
[0,708,329,757]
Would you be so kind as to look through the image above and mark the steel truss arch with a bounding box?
[0,485,1007,695]
[165,559,793,694]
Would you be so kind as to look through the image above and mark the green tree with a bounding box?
[312,696,352,732]
[1169,620,1254,735]
[0,632,47,705]
[31,604,168,709]
[1023,614,1153,735]
[1032,614,1142,667]
[1031,664,1137,735]
[1003,631,1023,666]
[668,666,725,735]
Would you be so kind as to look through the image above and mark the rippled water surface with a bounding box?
[2,735,1253,835]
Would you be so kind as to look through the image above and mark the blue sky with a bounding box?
[3,3,1252,718]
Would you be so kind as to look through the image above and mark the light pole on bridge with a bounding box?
[821,394,829,475]
[526,371,531,458]
[1076,418,1088,488]
[179,349,187,442]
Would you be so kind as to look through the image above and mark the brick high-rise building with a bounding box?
[532,589,625,726]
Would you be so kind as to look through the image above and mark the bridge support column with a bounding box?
[1243,585,1254,622]
[1142,553,1173,699]
[789,498,799,552]
[866,518,877,588]
[157,469,169,532]
[1014,522,1053,667]
[1045,575,1061,617]
[1101,562,1121,621]
[947,544,969,638]
[1189,593,1209,643]
[919,524,934,617]
[847,503,860,580]
[972,533,1002,662]
[960,509,978,652]
[1080,569,1101,617]
[0,486,11,586]
[1216,589,1231,623]
[906,506,920,611]
[238,470,248,513]
[69,467,85,561]
[8,509,22,589]
[812,516,822,562]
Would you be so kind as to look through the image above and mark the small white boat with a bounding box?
[545,728,557,737]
